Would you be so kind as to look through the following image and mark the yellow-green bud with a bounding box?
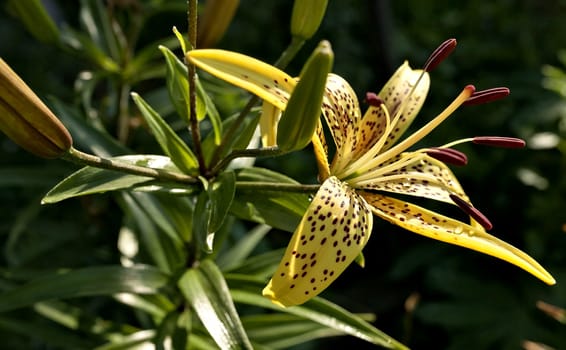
[277,40,333,152]
[0,58,72,158]
[198,0,240,48]
[290,0,328,40]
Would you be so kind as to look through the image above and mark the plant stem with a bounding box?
[236,181,319,193]
[62,147,198,184]
[273,36,305,69]
[187,0,207,174]
[209,147,284,175]
[208,37,306,175]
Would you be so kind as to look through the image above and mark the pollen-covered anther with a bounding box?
[364,92,383,107]
[463,87,510,105]
[426,147,468,166]
[423,38,457,72]
[449,194,493,231]
[473,136,526,148]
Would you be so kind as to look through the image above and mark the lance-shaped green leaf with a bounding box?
[290,0,328,40]
[227,276,408,349]
[0,265,168,312]
[161,46,222,144]
[230,167,309,232]
[41,155,181,204]
[131,92,198,175]
[194,172,236,253]
[160,46,206,123]
[6,0,59,44]
[277,40,333,151]
[178,260,253,350]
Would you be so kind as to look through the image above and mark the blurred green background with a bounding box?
[1,0,565,349]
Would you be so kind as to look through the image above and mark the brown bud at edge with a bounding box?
[0,58,72,158]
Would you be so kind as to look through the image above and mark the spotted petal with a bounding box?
[364,61,430,154]
[361,192,555,285]
[351,153,469,204]
[322,74,363,172]
[263,176,373,307]
[187,49,295,110]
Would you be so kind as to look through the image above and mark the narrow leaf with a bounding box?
[178,260,253,350]
[227,276,407,349]
[0,265,168,312]
[217,224,272,271]
[131,92,198,175]
[42,155,178,204]
[6,0,59,44]
[231,168,309,232]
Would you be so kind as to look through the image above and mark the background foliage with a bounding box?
[1,0,565,349]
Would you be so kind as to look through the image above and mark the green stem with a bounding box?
[209,147,284,175]
[116,83,131,144]
[187,0,207,174]
[207,37,306,175]
[236,181,319,193]
[62,147,198,184]
[273,36,305,69]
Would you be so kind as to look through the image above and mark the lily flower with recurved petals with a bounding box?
[187,39,555,307]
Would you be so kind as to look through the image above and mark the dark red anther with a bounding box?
[365,92,384,107]
[426,147,468,166]
[472,136,526,148]
[449,194,493,231]
[423,38,457,72]
[463,87,510,105]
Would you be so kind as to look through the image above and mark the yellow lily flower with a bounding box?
[187,40,555,307]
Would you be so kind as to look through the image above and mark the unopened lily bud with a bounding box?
[277,40,333,152]
[0,58,72,158]
[290,0,328,40]
[198,0,240,48]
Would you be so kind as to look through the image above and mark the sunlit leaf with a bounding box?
[0,265,169,312]
[131,92,199,175]
[42,155,179,204]
[178,260,253,350]
[227,276,407,349]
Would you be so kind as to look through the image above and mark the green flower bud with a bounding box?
[290,0,328,40]
[0,58,72,158]
[277,40,333,152]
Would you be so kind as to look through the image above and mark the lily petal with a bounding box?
[259,101,280,147]
[187,49,295,110]
[322,74,363,172]
[263,176,373,307]
[361,192,555,285]
[351,153,469,204]
[372,61,429,152]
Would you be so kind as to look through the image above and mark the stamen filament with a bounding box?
[348,152,425,184]
[342,85,475,178]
